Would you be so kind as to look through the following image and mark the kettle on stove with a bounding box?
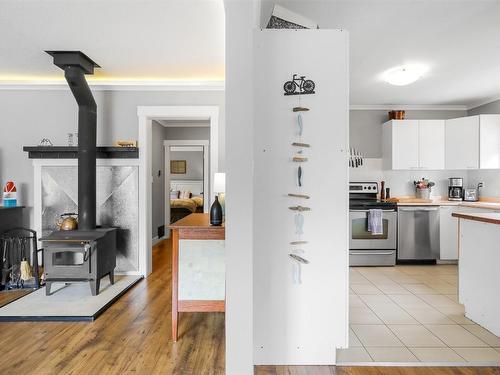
[56,213,78,231]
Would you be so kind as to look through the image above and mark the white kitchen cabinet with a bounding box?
[479,114,500,169]
[383,119,444,170]
[383,120,419,170]
[445,116,480,170]
[439,206,459,260]
[419,120,445,170]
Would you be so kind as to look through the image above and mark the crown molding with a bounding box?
[0,80,225,91]
[466,95,500,111]
[349,104,468,111]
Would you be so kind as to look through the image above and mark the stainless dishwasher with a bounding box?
[397,206,440,261]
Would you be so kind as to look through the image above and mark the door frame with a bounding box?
[164,140,210,231]
[137,106,219,277]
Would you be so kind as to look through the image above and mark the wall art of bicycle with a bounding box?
[283,74,316,96]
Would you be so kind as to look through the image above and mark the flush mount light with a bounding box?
[383,65,428,86]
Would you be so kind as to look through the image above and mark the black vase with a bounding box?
[210,196,223,226]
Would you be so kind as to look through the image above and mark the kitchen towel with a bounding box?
[368,209,383,235]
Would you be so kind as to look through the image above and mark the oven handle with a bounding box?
[350,251,395,255]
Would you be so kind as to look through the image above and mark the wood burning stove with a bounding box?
[41,51,117,296]
[42,229,116,296]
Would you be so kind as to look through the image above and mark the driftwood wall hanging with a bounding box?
[286,77,316,284]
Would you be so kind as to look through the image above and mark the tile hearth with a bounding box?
[337,265,500,364]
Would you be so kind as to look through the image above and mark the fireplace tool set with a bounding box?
[0,228,42,290]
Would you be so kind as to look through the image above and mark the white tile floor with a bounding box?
[337,265,500,364]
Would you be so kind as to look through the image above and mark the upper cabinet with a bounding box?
[479,115,500,169]
[383,119,445,170]
[445,116,479,170]
[419,120,446,170]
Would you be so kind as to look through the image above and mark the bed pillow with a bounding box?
[179,190,191,199]
[170,190,179,199]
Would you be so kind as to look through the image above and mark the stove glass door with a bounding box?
[349,210,397,250]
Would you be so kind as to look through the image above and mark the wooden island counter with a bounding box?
[169,213,225,341]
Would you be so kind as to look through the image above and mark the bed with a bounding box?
[170,180,204,223]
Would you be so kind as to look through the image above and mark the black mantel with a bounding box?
[23,146,138,159]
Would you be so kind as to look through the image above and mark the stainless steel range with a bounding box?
[349,182,397,266]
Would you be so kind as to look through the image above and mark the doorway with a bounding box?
[137,106,219,277]
[165,140,210,231]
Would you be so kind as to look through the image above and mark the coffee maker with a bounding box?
[448,177,463,201]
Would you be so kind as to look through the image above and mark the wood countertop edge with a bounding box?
[169,213,225,230]
[452,212,500,225]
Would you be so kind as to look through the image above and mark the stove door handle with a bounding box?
[83,243,92,262]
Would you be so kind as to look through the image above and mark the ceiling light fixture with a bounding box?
[383,65,428,86]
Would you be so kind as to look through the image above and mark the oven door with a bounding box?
[349,209,397,250]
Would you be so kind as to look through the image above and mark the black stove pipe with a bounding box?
[46,51,100,231]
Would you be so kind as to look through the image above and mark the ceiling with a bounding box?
[0,0,225,82]
[1,0,500,107]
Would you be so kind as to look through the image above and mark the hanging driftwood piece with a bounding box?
[292,142,310,148]
[293,107,310,112]
[288,193,310,199]
[289,253,310,264]
[295,213,304,235]
[297,114,303,136]
[298,166,302,187]
[290,240,308,245]
[293,156,308,162]
[289,205,311,212]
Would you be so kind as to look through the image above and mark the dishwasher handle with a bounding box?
[399,207,439,212]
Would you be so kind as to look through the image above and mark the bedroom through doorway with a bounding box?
[150,119,211,243]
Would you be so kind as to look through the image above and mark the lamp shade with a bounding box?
[213,172,226,193]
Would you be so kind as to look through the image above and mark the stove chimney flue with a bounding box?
[46,51,100,230]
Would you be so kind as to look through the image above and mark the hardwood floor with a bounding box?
[0,238,225,374]
[255,366,500,375]
[0,289,32,308]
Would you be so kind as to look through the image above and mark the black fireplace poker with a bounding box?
[46,51,100,231]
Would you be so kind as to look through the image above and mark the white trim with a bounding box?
[0,80,225,91]
[349,104,468,111]
[164,139,211,229]
[170,146,204,152]
[466,95,500,111]
[137,106,219,277]
[157,120,210,128]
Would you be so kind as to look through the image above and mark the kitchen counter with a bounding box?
[396,200,500,210]
[455,211,500,336]
[452,212,500,225]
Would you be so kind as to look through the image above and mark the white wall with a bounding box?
[0,88,224,229]
[152,120,167,238]
[169,150,204,180]
[253,29,349,365]
[224,0,256,373]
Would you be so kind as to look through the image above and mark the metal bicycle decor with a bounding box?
[283,74,315,95]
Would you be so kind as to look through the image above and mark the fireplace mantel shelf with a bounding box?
[23,146,139,159]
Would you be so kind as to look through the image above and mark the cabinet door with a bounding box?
[480,114,500,169]
[445,116,479,170]
[419,120,445,170]
[439,206,459,260]
[392,120,419,170]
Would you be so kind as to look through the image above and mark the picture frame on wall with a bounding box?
[170,160,187,174]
